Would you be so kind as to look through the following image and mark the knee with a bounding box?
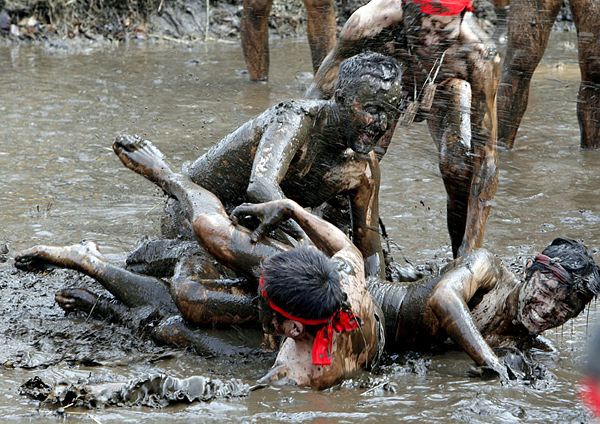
[170,279,213,324]
[503,40,545,75]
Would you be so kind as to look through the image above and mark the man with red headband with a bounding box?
[307,0,501,259]
[15,135,382,390]
[368,237,600,381]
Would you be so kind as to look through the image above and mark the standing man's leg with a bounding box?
[570,0,600,149]
[302,0,337,74]
[428,77,498,258]
[497,0,561,149]
[241,0,273,81]
[492,0,510,43]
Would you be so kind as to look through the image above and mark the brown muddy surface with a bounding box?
[1,33,599,422]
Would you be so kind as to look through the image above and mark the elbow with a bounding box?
[429,286,451,317]
[246,179,276,203]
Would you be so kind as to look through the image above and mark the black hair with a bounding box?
[335,52,402,98]
[528,237,600,315]
[261,246,342,321]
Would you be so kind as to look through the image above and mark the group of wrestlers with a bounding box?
[14,0,600,392]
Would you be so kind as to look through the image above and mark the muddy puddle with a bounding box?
[1,33,599,422]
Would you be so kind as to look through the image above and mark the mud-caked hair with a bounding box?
[261,246,342,321]
[336,52,402,99]
[528,237,600,315]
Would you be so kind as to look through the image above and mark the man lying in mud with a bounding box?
[159,51,403,279]
[16,135,381,390]
[306,0,501,259]
[368,237,600,380]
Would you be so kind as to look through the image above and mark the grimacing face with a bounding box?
[344,78,403,154]
[517,271,582,334]
[258,295,306,339]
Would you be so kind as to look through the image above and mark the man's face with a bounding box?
[259,297,306,339]
[517,271,581,333]
[271,317,305,339]
[343,79,403,154]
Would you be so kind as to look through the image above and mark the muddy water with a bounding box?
[1,33,599,422]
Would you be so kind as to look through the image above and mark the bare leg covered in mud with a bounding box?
[14,135,291,355]
[15,240,177,313]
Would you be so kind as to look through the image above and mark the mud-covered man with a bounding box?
[162,52,403,278]
[368,237,600,380]
[15,135,381,390]
[306,0,501,258]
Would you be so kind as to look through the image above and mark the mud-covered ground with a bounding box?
[0,264,168,370]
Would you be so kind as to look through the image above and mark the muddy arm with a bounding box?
[306,0,404,99]
[247,111,311,204]
[348,152,385,278]
[428,249,508,379]
[431,46,500,258]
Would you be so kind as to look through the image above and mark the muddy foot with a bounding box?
[55,288,100,314]
[14,240,105,271]
[113,134,173,186]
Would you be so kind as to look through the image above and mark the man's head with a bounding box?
[259,246,363,366]
[259,246,342,337]
[334,52,403,154]
[403,0,471,54]
[518,238,600,333]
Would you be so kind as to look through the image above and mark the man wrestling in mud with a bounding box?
[157,52,402,279]
[15,135,381,390]
[306,0,501,258]
[368,237,600,380]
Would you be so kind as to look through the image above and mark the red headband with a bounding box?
[534,253,572,284]
[407,0,474,16]
[580,377,600,417]
[260,276,363,366]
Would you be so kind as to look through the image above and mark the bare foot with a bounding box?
[55,288,100,314]
[112,134,173,186]
[15,240,105,272]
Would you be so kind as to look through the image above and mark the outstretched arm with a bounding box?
[427,248,509,380]
[306,0,404,99]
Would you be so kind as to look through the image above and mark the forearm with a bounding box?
[286,201,353,257]
[432,292,501,368]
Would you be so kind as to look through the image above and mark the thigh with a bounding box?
[570,0,600,76]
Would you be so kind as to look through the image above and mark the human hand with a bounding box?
[231,200,295,243]
[467,347,532,383]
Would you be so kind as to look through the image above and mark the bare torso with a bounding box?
[186,99,378,212]
[371,261,525,353]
